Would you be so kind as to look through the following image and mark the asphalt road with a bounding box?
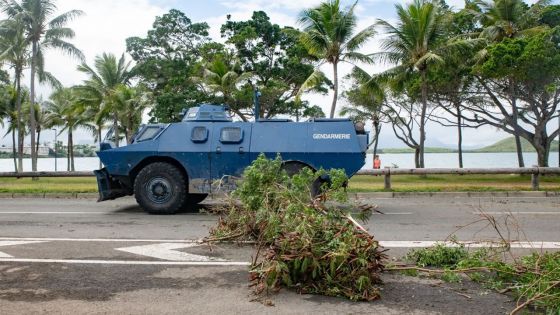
[0,196,558,314]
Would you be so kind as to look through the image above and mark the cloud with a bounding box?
[37,0,168,95]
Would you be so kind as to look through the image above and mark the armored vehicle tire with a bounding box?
[282,162,325,198]
[187,193,208,205]
[134,162,187,215]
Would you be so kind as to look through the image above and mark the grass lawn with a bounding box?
[348,174,560,192]
[0,177,98,193]
[0,174,558,194]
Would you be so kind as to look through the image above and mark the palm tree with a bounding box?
[0,85,20,171]
[0,18,29,172]
[31,99,48,155]
[298,0,376,118]
[195,55,251,121]
[478,0,550,41]
[44,88,86,171]
[114,85,152,144]
[340,67,384,157]
[375,0,446,168]
[76,53,132,147]
[1,0,84,171]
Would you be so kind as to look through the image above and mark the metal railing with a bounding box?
[1,167,559,191]
[356,167,560,190]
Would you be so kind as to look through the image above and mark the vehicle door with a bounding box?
[210,123,252,192]
[183,124,212,193]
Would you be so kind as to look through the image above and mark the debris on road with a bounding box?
[207,155,386,301]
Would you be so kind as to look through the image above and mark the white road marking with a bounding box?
[372,212,413,215]
[0,237,200,243]
[0,241,48,258]
[379,241,560,249]
[0,258,250,266]
[0,212,107,214]
[472,212,560,215]
[115,243,226,262]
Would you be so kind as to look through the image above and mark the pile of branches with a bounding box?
[208,154,386,301]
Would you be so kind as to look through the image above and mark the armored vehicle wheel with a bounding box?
[282,162,326,198]
[187,193,208,205]
[134,162,187,214]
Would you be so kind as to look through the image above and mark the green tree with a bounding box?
[1,0,84,171]
[0,18,29,171]
[428,7,482,168]
[192,48,253,120]
[0,84,20,171]
[465,29,560,166]
[298,0,375,118]
[375,0,446,168]
[478,0,550,41]
[76,53,132,147]
[114,85,152,144]
[221,11,327,120]
[126,9,210,122]
[341,67,384,157]
[44,88,87,171]
[475,0,551,167]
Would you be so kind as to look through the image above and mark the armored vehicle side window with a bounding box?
[136,126,162,142]
[191,126,208,143]
[220,127,243,143]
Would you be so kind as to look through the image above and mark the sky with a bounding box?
[1,0,540,149]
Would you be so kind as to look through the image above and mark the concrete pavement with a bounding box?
[0,196,558,314]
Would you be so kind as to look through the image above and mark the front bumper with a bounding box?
[94,168,130,202]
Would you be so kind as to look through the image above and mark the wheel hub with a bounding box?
[146,177,173,204]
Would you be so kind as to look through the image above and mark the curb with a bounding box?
[0,193,99,199]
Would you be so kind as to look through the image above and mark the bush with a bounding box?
[405,243,468,268]
[209,154,386,301]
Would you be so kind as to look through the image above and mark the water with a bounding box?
[0,152,558,172]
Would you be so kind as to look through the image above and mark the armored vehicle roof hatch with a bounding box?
[182,104,232,122]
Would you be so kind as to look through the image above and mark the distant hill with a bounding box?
[375,137,559,154]
[473,137,559,153]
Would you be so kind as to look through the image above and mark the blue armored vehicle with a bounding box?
[95,104,368,214]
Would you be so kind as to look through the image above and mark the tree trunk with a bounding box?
[15,70,23,172]
[98,127,103,169]
[514,135,525,167]
[69,129,75,172]
[329,62,339,119]
[113,112,119,148]
[419,70,428,169]
[66,134,70,172]
[36,129,41,158]
[509,79,525,167]
[414,147,421,168]
[11,127,18,172]
[372,120,381,157]
[30,41,38,172]
[533,131,550,167]
[456,104,464,168]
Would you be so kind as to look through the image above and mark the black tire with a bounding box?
[282,162,323,198]
[281,162,309,177]
[187,193,208,205]
[134,162,187,214]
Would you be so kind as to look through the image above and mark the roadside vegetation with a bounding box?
[0,174,558,194]
[207,155,386,301]
[395,243,560,314]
